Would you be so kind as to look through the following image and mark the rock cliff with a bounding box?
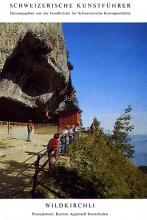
[0,23,70,122]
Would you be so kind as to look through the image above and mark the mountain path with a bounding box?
[0,134,51,198]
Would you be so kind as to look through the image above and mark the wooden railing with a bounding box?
[31,144,64,198]
[31,131,84,198]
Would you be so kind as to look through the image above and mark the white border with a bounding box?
[0,199,147,220]
[0,0,147,22]
[0,1,147,220]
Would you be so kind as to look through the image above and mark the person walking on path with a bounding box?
[27,119,33,142]
[43,105,50,122]
[90,122,96,135]
[74,122,80,141]
[60,126,68,154]
[68,125,74,144]
[47,133,60,166]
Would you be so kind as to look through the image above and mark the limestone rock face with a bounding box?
[0,23,70,122]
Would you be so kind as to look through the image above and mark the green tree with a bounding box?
[112,105,134,158]
[93,116,101,132]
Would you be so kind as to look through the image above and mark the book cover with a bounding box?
[0,0,147,219]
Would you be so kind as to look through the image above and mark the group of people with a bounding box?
[47,122,80,165]
[60,123,80,153]
[27,119,80,166]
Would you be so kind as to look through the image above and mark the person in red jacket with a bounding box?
[47,133,60,166]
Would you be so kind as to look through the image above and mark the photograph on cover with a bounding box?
[0,23,147,199]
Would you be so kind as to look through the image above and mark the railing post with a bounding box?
[32,155,40,198]
[8,121,10,135]
[48,151,51,168]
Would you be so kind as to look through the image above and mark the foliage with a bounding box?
[67,61,73,71]
[111,105,135,158]
[74,96,79,107]
[37,106,147,199]
[93,116,101,132]
[67,134,147,198]
[37,133,147,199]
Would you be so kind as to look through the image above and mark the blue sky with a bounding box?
[63,23,147,134]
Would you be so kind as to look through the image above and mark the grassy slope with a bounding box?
[36,134,147,198]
